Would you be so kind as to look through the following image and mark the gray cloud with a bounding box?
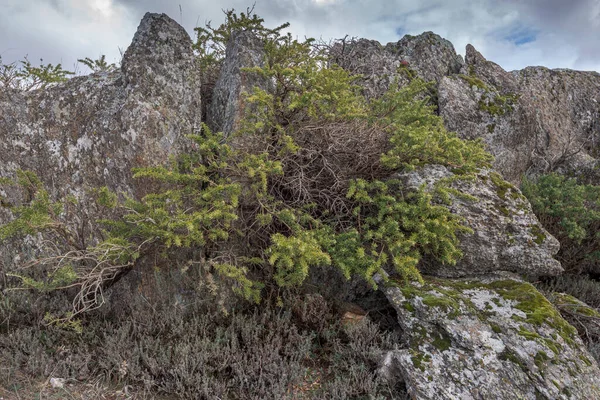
[1,0,599,75]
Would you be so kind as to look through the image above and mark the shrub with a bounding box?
[0,271,406,399]
[0,55,73,91]
[0,10,492,323]
[522,173,600,274]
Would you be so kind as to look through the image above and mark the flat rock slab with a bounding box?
[380,275,600,400]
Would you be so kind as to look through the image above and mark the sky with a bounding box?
[1,0,599,74]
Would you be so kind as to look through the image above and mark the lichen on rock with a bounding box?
[379,275,600,400]
[0,12,201,269]
[396,165,562,278]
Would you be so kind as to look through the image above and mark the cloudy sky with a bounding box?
[1,0,599,74]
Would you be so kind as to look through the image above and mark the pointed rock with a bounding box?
[207,30,271,138]
[0,12,201,269]
[332,32,464,98]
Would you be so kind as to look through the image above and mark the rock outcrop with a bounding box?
[379,274,600,400]
[0,13,201,268]
[334,33,600,184]
[439,47,600,183]
[331,32,464,98]
[398,166,562,278]
[2,13,600,400]
[207,29,271,139]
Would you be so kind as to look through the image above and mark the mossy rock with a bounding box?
[380,275,600,400]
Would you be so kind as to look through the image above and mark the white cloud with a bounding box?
[1,0,599,74]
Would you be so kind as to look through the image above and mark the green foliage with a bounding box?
[9,265,78,293]
[459,74,488,90]
[377,80,492,172]
[1,10,493,316]
[0,170,63,240]
[0,56,73,91]
[77,55,116,73]
[193,6,289,71]
[478,92,519,116]
[522,174,600,273]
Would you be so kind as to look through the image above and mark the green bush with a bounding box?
[0,10,492,323]
[522,173,600,274]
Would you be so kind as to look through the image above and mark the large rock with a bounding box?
[0,13,201,269]
[331,32,464,98]
[332,36,600,184]
[439,45,600,184]
[397,165,562,277]
[379,274,600,400]
[207,30,271,139]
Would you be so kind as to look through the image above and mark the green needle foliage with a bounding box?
[0,10,493,320]
[522,173,600,274]
[0,56,73,91]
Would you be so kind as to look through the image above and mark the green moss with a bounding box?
[490,172,516,200]
[510,191,524,200]
[410,350,432,372]
[490,322,502,334]
[459,74,488,90]
[399,282,462,318]
[478,92,520,116]
[421,294,460,314]
[499,349,527,372]
[487,123,496,133]
[542,338,562,355]
[431,331,452,351]
[579,355,593,367]
[518,326,541,341]
[498,206,511,216]
[488,280,578,345]
[403,302,416,313]
[552,380,561,390]
[534,350,550,369]
[530,224,547,245]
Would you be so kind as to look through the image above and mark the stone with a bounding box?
[331,32,464,98]
[396,165,562,277]
[439,45,600,184]
[207,29,271,139]
[0,13,201,270]
[49,377,65,389]
[333,37,600,185]
[379,274,600,400]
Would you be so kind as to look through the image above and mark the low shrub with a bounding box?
[522,173,600,274]
[1,271,407,399]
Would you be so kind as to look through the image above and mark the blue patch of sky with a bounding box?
[396,27,406,37]
[502,26,539,46]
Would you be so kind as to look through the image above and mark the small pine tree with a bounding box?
[0,10,494,321]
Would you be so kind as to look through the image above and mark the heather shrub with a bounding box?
[1,270,406,399]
